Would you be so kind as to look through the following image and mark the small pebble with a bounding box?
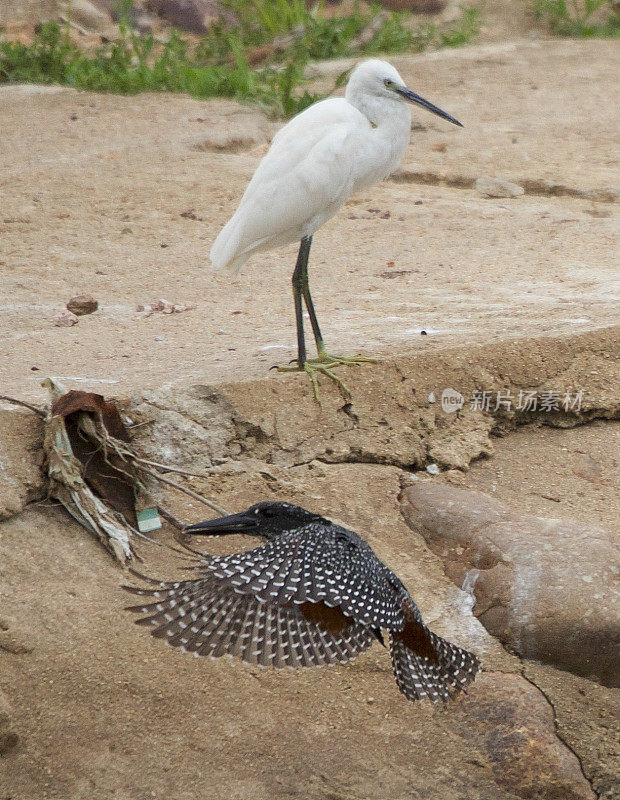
[426,463,440,475]
[428,392,436,404]
[154,335,164,342]
[53,310,78,327]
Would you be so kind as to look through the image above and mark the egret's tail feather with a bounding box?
[210,214,246,275]
[210,203,296,275]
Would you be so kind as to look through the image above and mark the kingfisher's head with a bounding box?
[185,501,327,540]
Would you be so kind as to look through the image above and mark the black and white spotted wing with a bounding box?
[203,523,404,629]
[124,571,376,668]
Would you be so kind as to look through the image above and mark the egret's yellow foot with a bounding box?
[277,351,378,403]
[312,349,378,368]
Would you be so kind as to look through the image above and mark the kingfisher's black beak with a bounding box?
[395,86,463,127]
[184,510,259,535]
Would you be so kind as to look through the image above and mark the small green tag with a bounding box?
[136,507,162,533]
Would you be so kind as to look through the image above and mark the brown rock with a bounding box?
[0,691,19,755]
[0,616,35,654]
[66,294,98,316]
[145,0,235,34]
[401,483,620,686]
[0,632,34,654]
[453,672,596,800]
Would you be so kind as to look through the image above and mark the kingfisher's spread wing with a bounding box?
[203,526,403,630]
[390,625,480,702]
[124,526,481,696]
[124,571,375,668]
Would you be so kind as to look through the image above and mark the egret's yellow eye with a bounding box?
[384,79,394,88]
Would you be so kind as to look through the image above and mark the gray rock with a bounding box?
[59,0,114,32]
[475,176,525,198]
[145,0,236,34]
[377,0,446,11]
[400,482,619,685]
[53,309,78,327]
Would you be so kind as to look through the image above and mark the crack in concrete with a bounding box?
[520,669,600,800]
[389,169,618,204]
[271,408,616,475]
[127,396,620,497]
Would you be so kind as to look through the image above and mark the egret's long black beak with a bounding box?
[395,86,462,127]
[184,510,259,536]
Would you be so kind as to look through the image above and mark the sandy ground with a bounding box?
[0,38,618,404]
[1,420,618,800]
[0,30,619,800]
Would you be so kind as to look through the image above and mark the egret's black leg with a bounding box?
[292,236,311,369]
[298,235,326,352]
[299,240,375,370]
[278,234,376,403]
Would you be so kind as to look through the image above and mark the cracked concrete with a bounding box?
[2,439,617,800]
[519,670,596,797]
[124,328,618,479]
[1,358,618,799]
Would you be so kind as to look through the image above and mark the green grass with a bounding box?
[0,3,481,117]
[531,0,619,36]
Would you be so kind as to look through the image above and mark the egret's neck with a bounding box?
[348,93,411,146]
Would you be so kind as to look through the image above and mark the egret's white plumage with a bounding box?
[208,59,462,398]
[211,60,415,274]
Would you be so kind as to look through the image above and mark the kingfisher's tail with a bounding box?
[389,607,479,702]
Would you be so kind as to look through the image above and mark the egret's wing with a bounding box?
[210,100,372,272]
[239,98,367,203]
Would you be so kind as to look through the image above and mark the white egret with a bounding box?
[210,58,462,399]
